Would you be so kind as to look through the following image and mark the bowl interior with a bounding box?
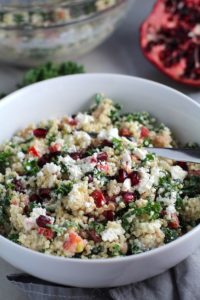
[0,74,199,145]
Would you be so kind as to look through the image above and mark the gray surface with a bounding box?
[0,0,200,299]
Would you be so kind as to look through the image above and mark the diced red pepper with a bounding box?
[168,214,180,229]
[37,227,54,240]
[140,127,150,138]
[49,143,61,153]
[28,146,40,157]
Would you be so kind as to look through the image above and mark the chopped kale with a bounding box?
[91,245,103,255]
[8,233,19,243]
[182,176,200,198]
[55,182,73,196]
[109,103,122,123]
[162,227,179,243]
[0,150,12,174]
[18,61,85,88]
[89,221,105,235]
[23,160,39,176]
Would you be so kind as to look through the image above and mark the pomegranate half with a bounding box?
[140,0,200,86]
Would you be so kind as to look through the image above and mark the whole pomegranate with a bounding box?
[140,0,200,86]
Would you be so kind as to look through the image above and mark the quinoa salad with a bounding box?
[0,95,200,259]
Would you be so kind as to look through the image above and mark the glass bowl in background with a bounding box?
[0,0,131,67]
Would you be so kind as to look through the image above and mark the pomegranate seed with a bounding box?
[36,215,51,228]
[33,128,48,138]
[97,152,108,161]
[67,119,78,126]
[39,188,51,199]
[117,169,128,183]
[103,210,115,221]
[87,174,93,183]
[176,161,188,171]
[121,192,135,204]
[130,171,140,186]
[69,152,83,160]
[13,179,24,193]
[23,205,29,215]
[119,128,132,137]
[101,140,113,147]
[88,230,102,243]
[38,153,51,168]
[29,193,40,203]
[140,127,150,138]
[104,193,116,203]
[91,190,106,207]
[49,151,61,158]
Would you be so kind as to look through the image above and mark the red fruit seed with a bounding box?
[97,152,108,161]
[130,171,140,186]
[91,190,106,207]
[33,128,48,138]
[122,192,135,204]
[117,169,128,183]
[36,215,51,228]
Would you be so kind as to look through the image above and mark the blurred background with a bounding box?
[0,0,199,98]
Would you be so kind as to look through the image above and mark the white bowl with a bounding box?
[0,74,200,287]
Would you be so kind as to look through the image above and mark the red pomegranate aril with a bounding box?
[49,151,61,159]
[97,152,108,161]
[88,230,102,243]
[87,174,93,183]
[176,161,188,171]
[29,193,40,203]
[91,190,106,207]
[130,171,140,186]
[36,215,51,228]
[38,153,51,168]
[104,193,116,203]
[101,140,113,147]
[13,179,24,193]
[39,188,51,199]
[119,128,132,137]
[122,192,135,204]
[33,128,48,138]
[23,205,29,215]
[117,169,128,183]
[67,119,78,126]
[103,210,115,221]
[140,127,150,138]
[69,152,83,160]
